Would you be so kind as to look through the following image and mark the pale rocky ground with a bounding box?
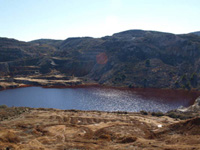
[0,106,199,150]
[0,75,83,90]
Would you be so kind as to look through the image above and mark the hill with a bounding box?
[190,31,200,36]
[30,39,62,48]
[1,30,200,90]
[0,37,57,75]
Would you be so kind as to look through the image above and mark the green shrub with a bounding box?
[115,74,126,82]
[115,111,128,114]
[181,75,187,81]
[0,105,7,109]
[143,78,147,88]
[140,111,148,115]
[151,111,164,117]
[166,112,178,118]
[185,82,191,90]
[175,81,179,88]
[166,112,192,120]
[190,73,197,80]
[128,84,133,88]
[190,72,198,87]
[145,59,150,67]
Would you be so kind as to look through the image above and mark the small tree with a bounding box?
[175,81,179,88]
[143,78,147,88]
[185,82,191,90]
[181,74,187,84]
[190,73,198,87]
[128,84,133,88]
[145,59,150,67]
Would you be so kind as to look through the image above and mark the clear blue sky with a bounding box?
[0,0,199,41]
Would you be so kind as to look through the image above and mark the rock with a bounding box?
[194,97,200,106]
[177,97,200,112]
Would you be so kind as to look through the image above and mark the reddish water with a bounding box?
[0,86,199,112]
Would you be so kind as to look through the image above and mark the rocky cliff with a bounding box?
[1,30,200,90]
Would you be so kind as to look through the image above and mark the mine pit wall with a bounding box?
[0,58,42,76]
[53,58,95,77]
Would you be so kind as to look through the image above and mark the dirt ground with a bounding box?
[0,75,83,90]
[0,107,199,150]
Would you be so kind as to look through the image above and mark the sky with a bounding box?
[0,0,200,41]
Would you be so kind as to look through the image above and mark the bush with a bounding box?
[0,105,7,109]
[115,74,126,82]
[140,111,148,115]
[166,112,178,118]
[181,75,187,82]
[190,73,198,87]
[166,112,193,120]
[143,78,147,88]
[175,81,179,88]
[128,84,133,88]
[190,73,197,80]
[181,75,187,85]
[145,59,150,67]
[185,82,191,90]
[115,111,128,114]
[151,111,164,117]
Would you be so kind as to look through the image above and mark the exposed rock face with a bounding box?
[1,30,200,89]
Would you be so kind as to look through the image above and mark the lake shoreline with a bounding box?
[1,75,200,113]
[1,78,200,93]
[1,82,200,105]
[1,74,200,93]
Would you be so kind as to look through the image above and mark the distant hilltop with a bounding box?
[190,31,200,36]
[1,29,200,90]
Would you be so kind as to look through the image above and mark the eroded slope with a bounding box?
[0,107,199,150]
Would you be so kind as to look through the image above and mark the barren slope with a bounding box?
[0,107,199,150]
